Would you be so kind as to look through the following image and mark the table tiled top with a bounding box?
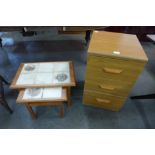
[10,61,76,89]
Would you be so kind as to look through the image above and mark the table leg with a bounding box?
[0,76,13,114]
[25,103,37,119]
[1,99,13,114]
[0,38,2,48]
[59,104,64,118]
[66,87,72,106]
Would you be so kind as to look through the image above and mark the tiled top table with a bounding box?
[10,61,76,106]
[10,61,76,89]
[10,61,76,119]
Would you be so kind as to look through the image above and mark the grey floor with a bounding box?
[0,34,155,129]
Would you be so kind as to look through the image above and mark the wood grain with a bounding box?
[83,31,148,111]
[84,79,135,97]
[85,55,146,84]
[88,31,148,62]
[10,63,24,89]
[25,103,37,119]
[87,54,146,73]
[83,90,126,111]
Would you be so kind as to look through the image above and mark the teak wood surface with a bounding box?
[83,90,126,111]
[88,31,148,62]
[83,31,148,111]
[10,61,76,89]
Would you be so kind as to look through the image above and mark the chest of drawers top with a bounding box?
[88,31,148,62]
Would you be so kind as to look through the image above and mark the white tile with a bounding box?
[16,73,36,85]
[42,87,62,99]
[53,62,69,72]
[35,73,53,84]
[37,63,54,72]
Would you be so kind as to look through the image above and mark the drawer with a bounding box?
[86,55,145,81]
[83,90,126,111]
[86,63,143,83]
[88,55,146,72]
[84,78,134,97]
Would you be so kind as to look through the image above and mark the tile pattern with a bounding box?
[17,62,70,85]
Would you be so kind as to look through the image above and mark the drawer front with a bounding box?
[84,78,134,97]
[88,55,146,72]
[86,55,145,82]
[83,90,126,111]
[86,64,143,84]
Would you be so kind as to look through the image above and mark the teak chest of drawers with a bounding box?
[83,31,148,111]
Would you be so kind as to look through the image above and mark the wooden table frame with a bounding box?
[10,61,76,107]
[10,61,76,89]
[17,89,67,119]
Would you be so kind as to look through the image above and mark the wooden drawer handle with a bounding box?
[96,98,111,104]
[103,67,123,74]
[99,84,115,90]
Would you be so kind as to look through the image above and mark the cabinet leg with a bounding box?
[25,103,37,119]
[60,104,64,118]
[66,87,72,106]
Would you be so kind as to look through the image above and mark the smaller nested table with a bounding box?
[16,88,67,119]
